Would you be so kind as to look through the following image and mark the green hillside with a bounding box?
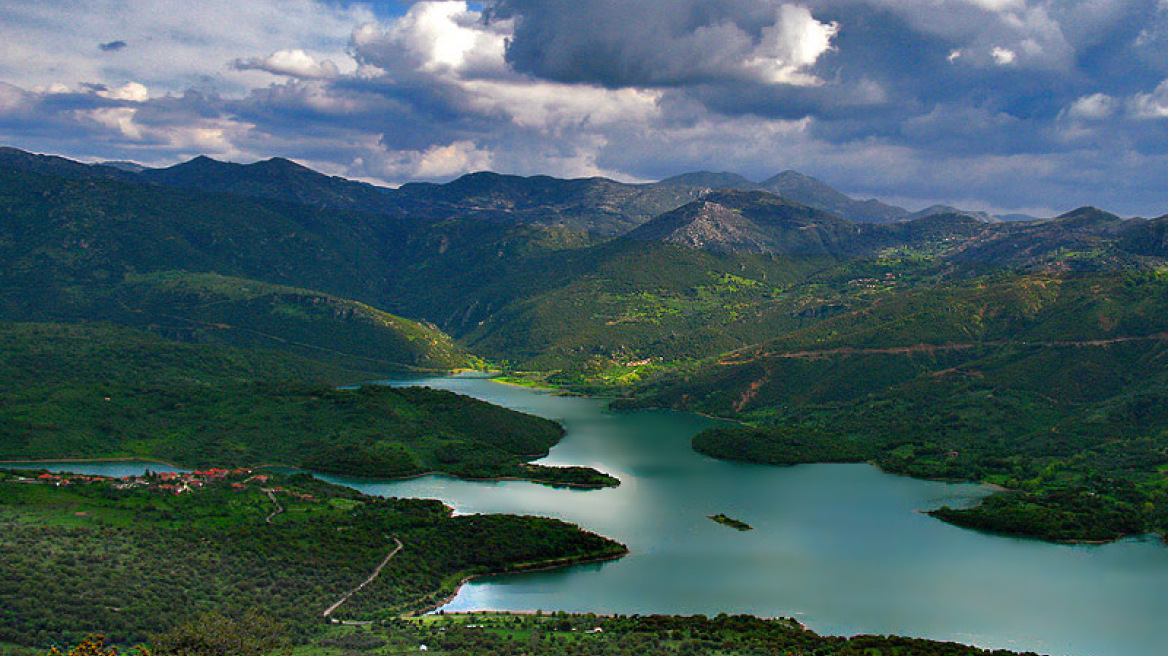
[7,270,473,373]
[453,236,963,385]
[0,165,597,344]
[0,469,625,647]
[460,242,836,379]
[627,272,1168,542]
[0,322,615,488]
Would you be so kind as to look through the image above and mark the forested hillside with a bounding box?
[4,149,1168,543]
[0,322,614,487]
[0,470,625,647]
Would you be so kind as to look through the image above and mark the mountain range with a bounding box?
[0,147,1038,235]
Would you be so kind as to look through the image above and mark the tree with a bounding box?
[151,611,286,656]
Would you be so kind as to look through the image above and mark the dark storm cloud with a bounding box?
[232,77,481,152]
[487,0,1167,126]
[491,0,839,88]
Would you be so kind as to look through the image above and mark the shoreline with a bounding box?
[408,609,810,631]
[489,376,562,392]
[1,459,618,490]
[307,467,620,490]
[404,548,631,618]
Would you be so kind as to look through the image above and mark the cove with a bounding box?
[324,374,1168,656]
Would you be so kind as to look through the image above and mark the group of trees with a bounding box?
[302,613,1044,656]
[0,471,623,649]
[0,322,616,488]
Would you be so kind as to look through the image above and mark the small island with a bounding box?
[708,513,753,531]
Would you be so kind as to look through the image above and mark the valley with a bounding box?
[3,147,1168,655]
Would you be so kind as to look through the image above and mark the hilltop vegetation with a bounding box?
[0,469,625,648]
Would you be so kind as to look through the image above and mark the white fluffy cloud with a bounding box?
[1063,93,1119,121]
[364,1,512,78]
[382,139,496,178]
[1129,80,1168,119]
[98,82,150,102]
[991,47,1017,65]
[744,5,840,85]
[232,50,342,79]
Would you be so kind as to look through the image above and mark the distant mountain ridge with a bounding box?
[0,146,138,182]
[652,171,764,192]
[903,205,999,223]
[1,147,1009,233]
[393,170,705,234]
[138,155,399,214]
[758,170,908,223]
[0,147,1157,273]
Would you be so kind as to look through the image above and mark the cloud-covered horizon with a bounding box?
[1,0,1167,216]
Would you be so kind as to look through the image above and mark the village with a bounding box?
[14,467,315,500]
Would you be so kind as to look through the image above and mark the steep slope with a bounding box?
[0,168,485,372]
[19,271,473,372]
[1119,213,1168,256]
[760,170,908,223]
[457,239,849,378]
[0,165,594,320]
[936,207,1138,270]
[624,189,856,256]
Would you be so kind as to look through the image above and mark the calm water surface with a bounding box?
[11,375,1168,656]
[333,374,1168,656]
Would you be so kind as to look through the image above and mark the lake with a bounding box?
[10,374,1168,656]
[335,374,1168,656]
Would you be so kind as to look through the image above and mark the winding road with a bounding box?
[263,489,283,524]
[322,537,404,620]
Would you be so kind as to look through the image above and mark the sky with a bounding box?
[1,0,1168,217]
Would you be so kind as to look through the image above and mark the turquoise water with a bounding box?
[331,375,1168,656]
